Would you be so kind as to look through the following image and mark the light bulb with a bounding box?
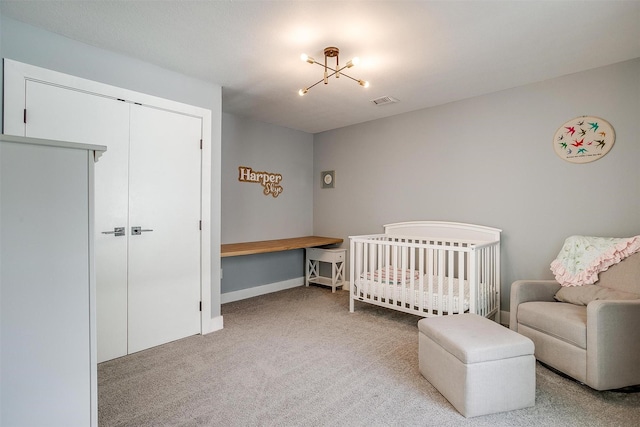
[346,57,360,68]
[300,53,314,64]
[298,88,308,96]
[359,80,370,88]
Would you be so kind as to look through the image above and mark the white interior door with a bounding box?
[13,74,204,361]
[24,81,130,362]
[127,105,202,353]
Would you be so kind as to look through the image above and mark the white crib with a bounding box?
[349,221,501,322]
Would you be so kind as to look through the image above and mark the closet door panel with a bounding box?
[127,105,202,353]
[24,81,130,362]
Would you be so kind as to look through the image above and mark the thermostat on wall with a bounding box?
[321,170,335,189]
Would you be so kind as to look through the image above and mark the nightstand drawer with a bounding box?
[306,247,345,263]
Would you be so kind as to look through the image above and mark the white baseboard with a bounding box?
[221,277,304,304]
[204,315,224,334]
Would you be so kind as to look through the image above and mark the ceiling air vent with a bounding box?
[371,96,399,106]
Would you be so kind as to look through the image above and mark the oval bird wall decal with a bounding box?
[553,116,615,163]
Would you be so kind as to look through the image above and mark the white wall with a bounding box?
[221,113,313,294]
[0,16,223,318]
[313,58,640,310]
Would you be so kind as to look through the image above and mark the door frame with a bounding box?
[3,59,215,335]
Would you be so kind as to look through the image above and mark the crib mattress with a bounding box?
[359,268,482,313]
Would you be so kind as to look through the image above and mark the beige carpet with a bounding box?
[98,286,640,426]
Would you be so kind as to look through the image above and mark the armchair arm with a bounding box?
[586,299,640,390]
[509,280,561,331]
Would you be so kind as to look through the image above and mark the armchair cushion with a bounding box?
[509,280,560,332]
[518,302,587,349]
[554,285,640,306]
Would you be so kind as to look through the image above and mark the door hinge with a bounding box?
[200,139,203,150]
[199,220,202,230]
[199,301,202,312]
[23,109,27,124]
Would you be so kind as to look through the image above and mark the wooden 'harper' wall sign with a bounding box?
[238,166,283,198]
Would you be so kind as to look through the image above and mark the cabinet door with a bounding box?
[127,105,202,353]
[24,81,131,362]
[1,141,92,426]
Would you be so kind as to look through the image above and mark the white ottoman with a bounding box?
[418,314,535,418]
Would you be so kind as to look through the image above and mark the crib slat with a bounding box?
[410,244,415,308]
[480,247,486,317]
[418,245,425,312]
[469,246,477,315]
[457,247,464,315]
[365,241,371,299]
[350,239,356,312]
[375,240,381,302]
[437,248,445,315]
[427,248,434,316]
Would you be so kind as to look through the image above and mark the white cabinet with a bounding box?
[0,134,105,427]
[305,248,346,292]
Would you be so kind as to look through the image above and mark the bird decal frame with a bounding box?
[553,116,615,163]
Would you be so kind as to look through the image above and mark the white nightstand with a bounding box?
[305,247,346,293]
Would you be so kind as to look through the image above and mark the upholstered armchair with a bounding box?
[510,252,640,391]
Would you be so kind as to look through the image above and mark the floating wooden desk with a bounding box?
[221,236,343,257]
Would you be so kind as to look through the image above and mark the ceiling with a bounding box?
[1,1,639,134]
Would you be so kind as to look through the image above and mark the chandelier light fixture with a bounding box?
[298,46,370,96]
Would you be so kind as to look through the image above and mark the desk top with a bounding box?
[221,236,343,257]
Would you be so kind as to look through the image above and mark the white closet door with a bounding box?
[127,105,202,353]
[24,81,130,362]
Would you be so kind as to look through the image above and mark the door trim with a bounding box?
[3,59,215,335]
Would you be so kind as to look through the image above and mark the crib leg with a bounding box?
[349,294,355,313]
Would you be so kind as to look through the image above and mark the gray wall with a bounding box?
[0,16,223,318]
[313,58,640,310]
[0,7,3,128]
[221,113,313,293]
[0,16,217,114]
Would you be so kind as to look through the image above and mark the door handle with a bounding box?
[101,227,125,236]
[131,226,154,235]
